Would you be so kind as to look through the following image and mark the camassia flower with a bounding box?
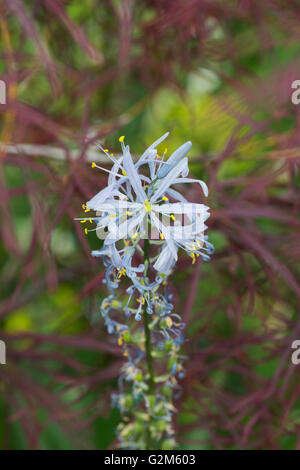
[77,133,212,274]
[77,133,213,450]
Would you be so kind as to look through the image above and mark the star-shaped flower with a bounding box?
[77,134,213,274]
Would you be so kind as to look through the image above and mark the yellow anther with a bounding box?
[123,350,128,357]
[126,211,133,216]
[110,153,114,157]
[170,214,175,221]
[80,220,87,224]
[119,135,125,142]
[82,204,86,210]
[91,162,96,168]
[89,218,93,223]
[122,170,127,176]
[190,253,196,264]
[118,268,126,279]
[162,196,169,201]
[84,207,90,213]
[160,232,165,240]
[144,199,152,212]
[84,228,88,235]
[132,232,138,239]
[165,316,173,328]
[103,149,109,152]
[118,336,123,346]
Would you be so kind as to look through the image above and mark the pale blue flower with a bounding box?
[78,134,210,276]
[77,133,213,450]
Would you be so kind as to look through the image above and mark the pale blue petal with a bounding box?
[153,202,208,215]
[106,210,146,242]
[154,244,177,274]
[173,178,208,197]
[150,212,178,260]
[108,157,123,185]
[138,132,169,163]
[156,141,192,179]
[150,158,188,202]
[166,188,188,202]
[86,185,115,210]
[123,145,147,202]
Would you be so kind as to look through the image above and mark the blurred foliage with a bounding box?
[1,0,300,450]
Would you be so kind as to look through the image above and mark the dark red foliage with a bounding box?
[0,0,300,449]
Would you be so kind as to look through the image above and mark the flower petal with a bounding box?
[153,202,209,215]
[138,132,170,162]
[156,141,192,179]
[123,145,147,202]
[173,178,208,197]
[153,244,177,274]
[150,211,178,260]
[150,158,189,202]
[106,209,146,243]
[165,188,188,203]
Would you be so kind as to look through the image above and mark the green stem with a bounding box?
[143,237,155,449]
